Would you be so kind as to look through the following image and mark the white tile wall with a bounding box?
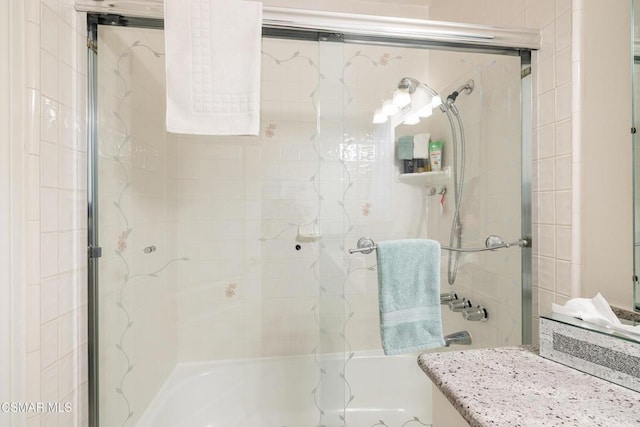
[422,47,524,347]
[15,0,89,425]
[94,26,524,385]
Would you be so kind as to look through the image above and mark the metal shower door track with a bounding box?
[75,3,541,51]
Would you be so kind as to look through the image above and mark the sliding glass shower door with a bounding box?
[96,25,180,426]
[94,24,356,427]
[90,17,529,427]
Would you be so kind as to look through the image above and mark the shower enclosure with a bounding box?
[83,6,537,427]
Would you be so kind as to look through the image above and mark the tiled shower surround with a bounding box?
[97,25,523,425]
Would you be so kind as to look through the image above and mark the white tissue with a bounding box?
[413,133,430,159]
[552,293,640,338]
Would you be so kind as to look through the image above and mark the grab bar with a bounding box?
[348,235,530,255]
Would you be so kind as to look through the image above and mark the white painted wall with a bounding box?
[1,2,27,426]
[574,0,633,308]
[0,0,14,409]
[2,1,90,427]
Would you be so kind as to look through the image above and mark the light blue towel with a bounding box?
[376,239,445,355]
[397,136,414,160]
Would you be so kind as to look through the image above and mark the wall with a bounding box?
[531,0,576,329]
[527,0,577,326]
[1,0,24,419]
[4,0,90,426]
[0,7,10,413]
[170,38,434,360]
[33,0,89,421]
[574,0,632,308]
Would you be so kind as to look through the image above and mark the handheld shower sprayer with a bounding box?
[393,76,475,285]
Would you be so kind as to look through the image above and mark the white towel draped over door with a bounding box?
[164,0,262,135]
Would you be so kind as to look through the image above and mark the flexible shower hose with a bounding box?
[444,107,466,285]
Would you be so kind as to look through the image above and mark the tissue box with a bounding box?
[539,313,640,392]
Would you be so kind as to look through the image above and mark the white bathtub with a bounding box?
[136,350,432,427]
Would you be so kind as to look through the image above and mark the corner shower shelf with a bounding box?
[397,166,451,185]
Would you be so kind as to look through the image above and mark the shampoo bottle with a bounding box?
[429,140,443,171]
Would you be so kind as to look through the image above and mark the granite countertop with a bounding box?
[418,346,640,427]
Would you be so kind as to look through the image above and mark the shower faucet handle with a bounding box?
[449,298,472,312]
[462,305,488,322]
[440,292,458,304]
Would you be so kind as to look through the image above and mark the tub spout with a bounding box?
[444,330,472,347]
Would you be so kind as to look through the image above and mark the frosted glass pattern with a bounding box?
[95,24,523,427]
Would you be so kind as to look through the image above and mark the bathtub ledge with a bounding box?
[417,346,640,427]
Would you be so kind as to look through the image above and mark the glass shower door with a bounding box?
[95,24,349,427]
[96,25,182,427]
[313,40,526,425]
[91,18,528,427]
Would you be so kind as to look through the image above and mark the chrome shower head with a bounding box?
[398,77,420,94]
[397,77,445,113]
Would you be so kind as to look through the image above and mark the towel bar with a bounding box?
[348,236,529,255]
